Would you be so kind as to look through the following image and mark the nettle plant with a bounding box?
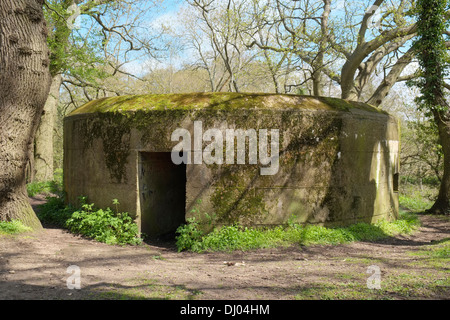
[65,197,142,245]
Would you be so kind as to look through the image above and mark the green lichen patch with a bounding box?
[69,93,385,116]
[73,113,133,183]
[210,165,268,225]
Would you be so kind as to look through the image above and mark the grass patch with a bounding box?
[375,211,420,235]
[410,238,450,259]
[292,240,449,300]
[0,220,32,235]
[430,242,450,259]
[399,184,437,213]
[399,194,433,213]
[293,272,449,300]
[408,242,450,270]
[27,180,60,197]
[175,212,421,253]
[294,282,372,300]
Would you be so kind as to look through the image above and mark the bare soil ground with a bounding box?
[0,196,448,300]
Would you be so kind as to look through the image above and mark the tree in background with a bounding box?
[33,0,166,182]
[226,0,448,107]
[33,0,105,182]
[401,119,442,186]
[186,0,258,93]
[413,0,450,214]
[0,0,52,229]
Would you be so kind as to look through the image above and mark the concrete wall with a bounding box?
[64,93,399,236]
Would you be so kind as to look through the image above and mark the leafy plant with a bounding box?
[65,199,142,246]
[112,198,120,213]
[175,218,205,252]
[36,196,142,245]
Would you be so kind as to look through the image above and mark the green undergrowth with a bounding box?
[399,194,434,213]
[36,196,142,246]
[27,170,63,197]
[175,211,421,253]
[398,184,437,213]
[0,220,33,235]
[27,180,60,197]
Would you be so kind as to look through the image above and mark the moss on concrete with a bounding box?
[73,109,191,183]
[69,92,386,116]
[210,165,268,225]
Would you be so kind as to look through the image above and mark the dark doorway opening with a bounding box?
[139,152,186,241]
[393,173,399,192]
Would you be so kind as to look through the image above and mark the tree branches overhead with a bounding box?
[45,0,168,109]
[183,0,426,104]
[52,0,449,109]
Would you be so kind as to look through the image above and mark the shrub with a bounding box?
[65,199,142,246]
[36,196,142,246]
[175,218,205,252]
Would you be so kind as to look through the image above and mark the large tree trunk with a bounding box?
[429,108,450,214]
[0,0,52,229]
[414,0,450,215]
[34,74,62,182]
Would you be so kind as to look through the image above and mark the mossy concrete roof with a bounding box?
[69,92,387,116]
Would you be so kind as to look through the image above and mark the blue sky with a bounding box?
[119,0,188,75]
[72,0,185,66]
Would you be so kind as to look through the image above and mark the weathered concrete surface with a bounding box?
[64,93,399,237]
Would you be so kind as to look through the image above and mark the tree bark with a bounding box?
[414,0,450,214]
[0,0,52,229]
[34,74,62,182]
[366,42,416,106]
[339,0,416,101]
[429,108,450,214]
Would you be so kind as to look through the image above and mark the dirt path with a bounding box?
[0,211,448,300]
